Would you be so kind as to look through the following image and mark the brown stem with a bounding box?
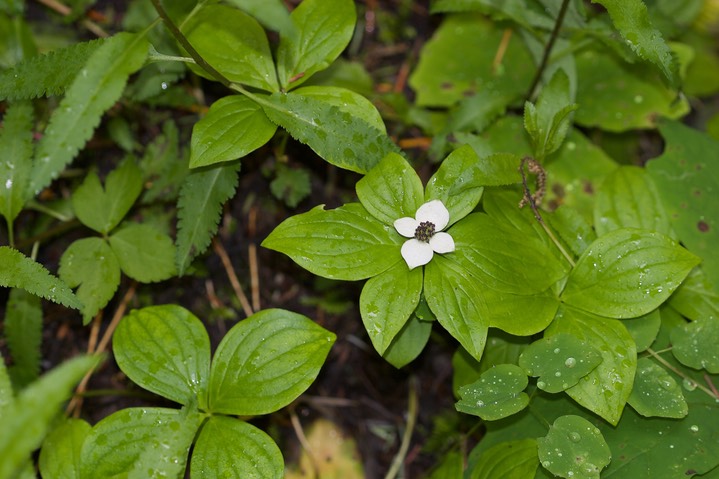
[525,0,571,101]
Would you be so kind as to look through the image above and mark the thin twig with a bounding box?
[36,0,109,37]
[290,408,319,479]
[525,0,571,101]
[492,29,513,74]
[212,238,254,318]
[646,348,718,399]
[385,377,419,479]
[249,244,261,312]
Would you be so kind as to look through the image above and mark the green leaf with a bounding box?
[484,288,560,336]
[0,355,100,479]
[261,89,398,174]
[424,256,488,360]
[623,309,661,352]
[59,238,120,324]
[0,101,33,225]
[39,418,91,479]
[29,32,148,195]
[0,39,103,100]
[0,246,82,310]
[262,203,401,281]
[276,0,356,90]
[594,166,672,238]
[425,145,485,226]
[408,14,534,107]
[190,95,277,168]
[175,161,241,275]
[537,415,611,479]
[359,261,422,355]
[451,213,566,294]
[647,121,719,289]
[183,4,278,92]
[627,357,687,418]
[561,228,700,318]
[190,416,283,479]
[455,364,529,420]
[669,267,719,322]
[670,316,719,373]
[225,0,292,32]
[269,163,311,208]
[382,313,433,369]
[4,288,42,388]
[0,353,10,414]
[356,152,424,226]
[467,438,538,479]
[592,0,679,86]
[574,48,688,132]
[139,120,187,205]
[208,309,335,415]
[470,152,523,187]
[113,305,211,407]
[524,69,577,161]
[72,159,143,234]
[109,223,176,282]
[81,407,201,478]
[518,333,602,394]
[546,307,636,425]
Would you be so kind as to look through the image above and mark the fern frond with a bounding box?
[0,39,104,101]
[175,161,242,275]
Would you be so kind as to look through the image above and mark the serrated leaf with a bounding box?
[72,160,143,234]
[113,305,211,407]
[109,223,176,282]
[276,0,356,90]
[39,418,91,479]
[139,120,187,205]
[561,228,699,318]
[29,32,148,195]
[592,0,679,86]
[623,309,661,352]
[0,39,103,100]
[408,14,534,107]
[382,312,433,369]
[81,407,201,478]
[190,416,283,479]
[574,48,688,132]
[183,4,278,92]
[262,203,401,281]
[225,0,292,32]
[269,163,311,208]
[518,334,602,394]
[175,161,241,275]
[356,152,424,226]
[538,415,610,479]
[359,261,422,355]
[628,357,687,418]
[647,121,719,289]
[424,256,488,360]
[425,145,486,225]
[59,238,120,324]
[0,101,33,225]
[208,309,335,415]
[261,89,398,173]
[670,316,719,373]
[547,307,636,425]
[190,95,277,168]
[0,355,100,479]
[594,166,673,238]
[4,288,42,388]
[0,246,81,310]
[524,69,577,161]
[468,438,538,479]
[455,364,528,420]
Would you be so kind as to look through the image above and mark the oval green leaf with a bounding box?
[468,439,538,479]
[382,313,433,369]
[39,418,91,479]
[628,357,687,418]
[109,223,176,282]
[561,228,700,318]
[671,316,719,373]
[455,364,528,421]
[208,308,335,415]
[538,415,611,479]
[190,95,277,168]
[113,305,211,407]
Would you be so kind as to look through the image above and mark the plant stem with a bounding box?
[525,0,571,101]
[149,0,232,88]
[385,376,418,479]
[646,348,718,399]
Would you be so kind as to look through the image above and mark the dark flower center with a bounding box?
[414,221,436,242]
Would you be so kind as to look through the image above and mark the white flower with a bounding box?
[393,200,455,269]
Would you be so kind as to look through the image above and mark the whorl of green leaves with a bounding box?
[0,39,104,101]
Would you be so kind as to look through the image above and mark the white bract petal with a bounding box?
[401,239,434,270]
[415,199,450,231]
[394,217,418,238]
[430,232,455,254]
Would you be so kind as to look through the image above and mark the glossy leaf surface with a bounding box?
[455,364,528,421]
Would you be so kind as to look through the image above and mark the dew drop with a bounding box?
[682,378,697,391]
[554,348,561,354]
[690,425,699,433]
[568,432,581,443]
[476,400,485,407]
[565,357,576,368]
[542,460,551,468]
[537,380,547,389]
